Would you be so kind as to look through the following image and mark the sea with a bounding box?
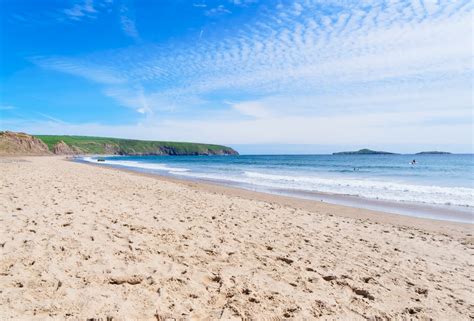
[79,154,474,223]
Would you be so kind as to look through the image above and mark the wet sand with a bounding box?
[0,156,473,320]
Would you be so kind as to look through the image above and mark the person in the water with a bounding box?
[411,159,416,165]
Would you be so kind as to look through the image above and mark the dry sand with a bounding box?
[0,156,472,320]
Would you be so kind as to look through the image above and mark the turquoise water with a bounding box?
[80,154,474,220]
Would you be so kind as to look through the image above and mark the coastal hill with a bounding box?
[333,148,395,155]
[0,131,238,156]
[0,131,50,155]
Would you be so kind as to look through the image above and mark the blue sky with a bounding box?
[0,0,472,153]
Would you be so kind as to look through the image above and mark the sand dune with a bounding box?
[0,157,472,320]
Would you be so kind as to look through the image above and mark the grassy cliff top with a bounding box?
[34,135,238,155]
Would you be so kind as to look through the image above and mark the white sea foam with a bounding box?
[81,157,189,172]
[81,156,97,163]
[243,171,474,207]
[174,170,474,207]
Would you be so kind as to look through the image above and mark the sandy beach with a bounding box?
[0,156,472,320]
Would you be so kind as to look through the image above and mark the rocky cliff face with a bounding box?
[116,147,239,156]
[206,149,238,156]
[103,143,120,154]
[2,131,239,156]
[0,131,51,156]
[52,141,81,155]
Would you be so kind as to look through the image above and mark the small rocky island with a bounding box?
[333,148,395,155]
[415,151,451,155]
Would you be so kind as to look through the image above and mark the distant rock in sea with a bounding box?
[415,151,451,155]
[333,148,395,155]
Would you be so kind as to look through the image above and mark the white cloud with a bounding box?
[5,0,113,26]
[30,0,473,146]
[231,101,272,118]
[104,87,152,114]
[33,56,126,84]
[292,2,303,16]
[63,0,98,21]
[51,0,470,98]
[120,5,140,40]
[230,0,258,7]
[37,112,68,124]
[4,107,472,152]
[205,5,232,16]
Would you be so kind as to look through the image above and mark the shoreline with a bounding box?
[75,157,472,235]
[1,156,472,319]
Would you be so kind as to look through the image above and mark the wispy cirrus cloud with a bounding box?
[120,3,140,40]
[39,1,471,93]
[30,0,473,145]
[32,56,126,84]
[63,0,98,21]
[36,112,68,124]
[205,5,232,16]
[6,0,113,26]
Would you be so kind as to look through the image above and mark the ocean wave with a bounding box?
[174,170,474,207]
[242,171,474,207]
